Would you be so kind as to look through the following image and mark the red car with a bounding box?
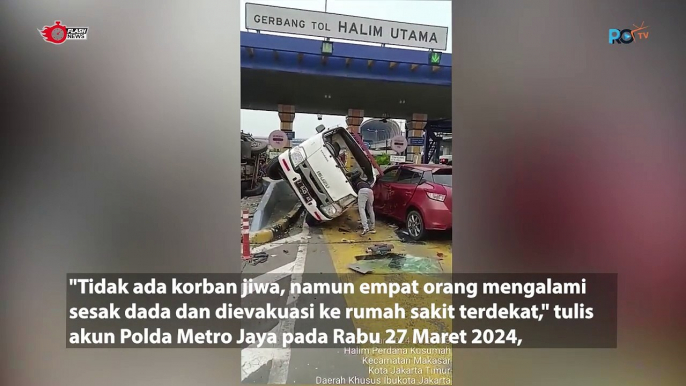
[372,164,452,240]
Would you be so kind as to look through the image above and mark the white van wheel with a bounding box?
[266,157,283,180]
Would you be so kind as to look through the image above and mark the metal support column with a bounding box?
[407,113,427,164]
[345,109,364,169]
[277,104,295,150]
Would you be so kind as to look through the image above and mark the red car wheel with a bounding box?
[406,210,426,241]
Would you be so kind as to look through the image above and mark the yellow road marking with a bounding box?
[319,210,454,385]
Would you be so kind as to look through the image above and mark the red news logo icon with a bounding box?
[609,21,649,44]
[38,20,89,45]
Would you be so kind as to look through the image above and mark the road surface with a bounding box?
[241,210,453,385]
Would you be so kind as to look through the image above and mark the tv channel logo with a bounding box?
[609,21,649,44]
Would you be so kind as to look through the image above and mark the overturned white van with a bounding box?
[265,125,378,225]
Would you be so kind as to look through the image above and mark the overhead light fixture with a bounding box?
[321,40,333,56]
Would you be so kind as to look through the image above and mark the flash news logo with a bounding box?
[609,21,649,44]
[38,20,88,45]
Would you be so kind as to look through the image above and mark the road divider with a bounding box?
[249,203,303,245]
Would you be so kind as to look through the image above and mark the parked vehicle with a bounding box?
[241,131,268,159]
[241,131,269,197]
[266,125,379,225]
[439,155,452,165]
[372,164,452,240]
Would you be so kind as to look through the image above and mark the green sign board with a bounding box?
[321,41,334,56]
[428,51,442,65]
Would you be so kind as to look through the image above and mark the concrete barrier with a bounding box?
[249,203,303,244]
[250,180,297,232]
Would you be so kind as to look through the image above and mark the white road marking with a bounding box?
[241,348,289,381]
[247,324,280,349]
[268,223,309,384]
[241,218,310,383]
[240,325,283,381]
[250,231,308,254]
[246,261,295,287]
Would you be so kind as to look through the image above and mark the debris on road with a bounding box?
[348,263,373,274]
[355,251,404,261]
[247,251,269,266]
[338,227,350,233]
[348,254,442,274]
[241,195,263,211]
[435,252,444,260]
[388,255,405,269]
[364,243,394,255]
[394,229,426,244]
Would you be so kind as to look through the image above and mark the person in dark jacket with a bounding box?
[351,172,376,235]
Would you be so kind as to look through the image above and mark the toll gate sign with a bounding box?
[245,3,448,51]
[268,130,288,149]
[390,135,408,154]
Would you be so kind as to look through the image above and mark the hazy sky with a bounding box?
[239,0,452,138]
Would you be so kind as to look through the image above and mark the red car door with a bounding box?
[386,167,423,221]
[373,167,399,215]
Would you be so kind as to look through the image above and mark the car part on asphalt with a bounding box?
[347,263,373,274]
[355,249,399,262]
[388,255,405,269]
[349,254,442,274]
[247,251,269,266]
[365,243,394,255]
